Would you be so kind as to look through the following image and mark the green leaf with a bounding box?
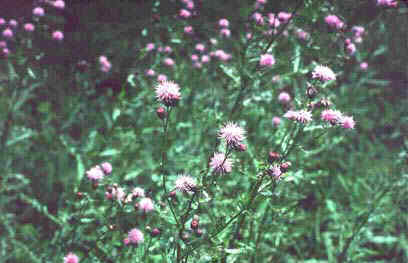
[99,149,120,156]
[76,154,85,183]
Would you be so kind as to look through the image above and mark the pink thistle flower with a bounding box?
[352,26,365,37]
[195,43,205,52]
[201,55,210,63]
[99,56,112,72]
[155,80,181,106]
[252,12,264,25]
[123,238,130,245]
[138,197,154,213]
[321,109,343,123]
[186,1,194,9]
[24,23,35,32]
[163,57,175,67]
[210,152,233,174]
[0,18,5,26]
[278,92,291,104]
[146,43,155,52]
[284,110,312,123]
[268,164,282,178]
[220,28,231,38]
[179,9,191,18]
[112,187,126,202]
[360,62,368,70]
[0,41,7,48]
[86,166,104,181]
[164,46,172,53]
[184,26,193,34]
[278,12,292,23]
[246,32,253,39]
[9,19,18,28]
[33,7,45,16]
[210,38,218,45]
[257,0,267,4]
[145,69,156,76]
[54,0,65,9]
[325,15,344,30]
[2,48,9,57]
[272,116,281,126]
[219,18,229,27]
[346,43,356,55]
[193,62,202,68]
[295,110,312,123]
[63,252,79,263]
[191,54,199,62]
[218,122,246,146]
[2,28,13,39]
[339,115,355,129]
[52,31,64,41]
[132,187,145,198]
[296,28,310,41]
[268,13,281,28]
[157,74,167,82]
[377,0,397,6]
[312,65,336,82]
[259,54,276,67]
[128,228,144,245]
[100,162,112,174]
[175,175,196,193]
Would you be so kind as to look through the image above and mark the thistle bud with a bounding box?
[151,228,161,237]
[191,219,199,230]
[317,98,332,108]
[76,191,84,200]
[195,228,203,237]
[234,143,247,152]
[280,161,291,173]
[306,85,318,99]
[268,151,281,163]
[156,107,167,120]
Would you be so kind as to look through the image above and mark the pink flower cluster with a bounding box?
[325,15,344,30]
[124,228,144,245]
[86,162,112,181]
[99,56,112,72]
[377,0,397,7]
[218,18,231,37]
[174,175,196,193]
[321,109,355,129]
[218,122,246,146]
[284,110,312,124]
[155,80,181,107]
[259,54,276,67]
[64,252,79,263]
[312,65,336,82]
[209,153,233,174]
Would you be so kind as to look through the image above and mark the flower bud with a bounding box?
[151,228,161,237]
[191,219,199,230]
[195,228,203,237]
[235,143,247,152]
[268,151,281,163]
[92,181,99,189]
[306,85,318,99]
[280,161,291,173]
[76,192,84,200]
[317,98,332,108]
[156,107,167,120]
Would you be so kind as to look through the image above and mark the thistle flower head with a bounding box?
[209,152,233,174]
[312,65,336,82]
[218,122,246,146]
[64,252,79,263]
[138,198,154,213]
[128,228,144,245]
[86,166,104,181]
[174,175,196,193]
[155,80,181,107]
